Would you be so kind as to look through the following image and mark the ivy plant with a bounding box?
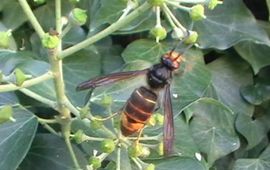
[0,0,270,170]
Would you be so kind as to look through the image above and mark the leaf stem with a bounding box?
[71,134,107,141]
[156,6,161,26]
[132,157,143,170]
[61,22,72,38]
[51,0,69,118]
[19,88,58,109]
[166,1,191,12]
[162,4,186,31]
[37,117,58,124]
[116,146,121,170]
[90,112,119,121]
[48,49,70,117]
[163,6,177,29]
[169,0,206,3]
[64,125,81,169]
[63,99,80,117]
[55,0,62,34]
[59,2,151,59]
[102,125,117,138]
[54,1,79,169]
[0,72,53,92]
[18,0,45,38]
[127,134,161,141]
[41,123,61,136]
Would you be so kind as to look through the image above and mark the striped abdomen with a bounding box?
[121,86,158,136]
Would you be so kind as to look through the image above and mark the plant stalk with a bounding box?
[19,88,58,109]
[18,0,45,38]
[55,0,80,169]
[0,72,53,92]
[63,122,81,169]
[116,146,121,170]
[59,2,151,59]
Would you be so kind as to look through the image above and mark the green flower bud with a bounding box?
[148,0,166,6]
[42,33,59,49]
[70,8,87,25]
[82,118,91,126]
[190,4,206,21]
[172,27,186,39]
[100,95,113,107]
[184,31,198,44]
[89,156,102,169]
[147,116,156,126]
[34,0,46,5]
[150,25,167,41]
[80,106,90,118]
[140,146,151,158]
[154,113,164,126]
[100,139,116,153]
[128,143,143,157]
[0,105,15,124]
[208,0,219,10]
[91,117,103,129]
[73,130,85,144]
[0,30,12,49]
[145,164,155,170]
[14,68,27,86]
[158,142,164,156]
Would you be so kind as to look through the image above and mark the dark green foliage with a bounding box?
[0,0,270,169]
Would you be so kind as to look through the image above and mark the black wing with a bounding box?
[76,69,149,91]
[163,83,174,156]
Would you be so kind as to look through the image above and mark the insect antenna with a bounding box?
[170,30,191,53]
[176,43,194,60]
[171,41,194,62]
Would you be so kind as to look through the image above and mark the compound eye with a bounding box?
[166,58,173,66]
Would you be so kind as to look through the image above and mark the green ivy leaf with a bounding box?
[240,68,270,105]
[0,92,18,105]
[116,12,155,34]
[62,27,87,47]
[235,114,267,150]
[119,147,132,170]
[17,58,56,101]
[0,0,10,11]
[206,55,254,116]
[0,51,56,101]
[19,134,88,170]
[0,106,38,170]
[2,1,27,30]
[240,81,270,105]
[172,49,211,115]
[190,98,240,166]
[34,1,72,31]
[235,42,270,74]
[122,39,171,63]
[94,0,126,26]
[267,0,270,20]
[233,145,270,170]
[64,48,101,106]
[30,33,49,61]
[154,157,207,170]
[194,0,270,49]
[96,43,124,74]
[174,116,200,157]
